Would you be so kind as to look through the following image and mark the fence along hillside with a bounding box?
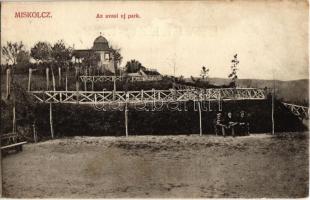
[1,67,308,139]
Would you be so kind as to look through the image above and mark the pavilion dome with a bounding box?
[92,35,109,51]
[94,35,108,44]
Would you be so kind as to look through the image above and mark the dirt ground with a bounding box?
[2,133,309,198]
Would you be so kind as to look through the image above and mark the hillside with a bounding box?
[0,73,307,137]
[1,70,308,105]
[185,77,309,105]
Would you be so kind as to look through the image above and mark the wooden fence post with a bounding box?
[91,79,94,91]
[12,102,16,134]
[65,67,68,91]
[218,91,222,111]
[6,68,11,99]
[272,85,275,135]
[58,67,61,88]
[33,121,37,143]
[75,67,80,103]
[152,88,156,111]
[51,66,56,91]
[198,101,202,136]
[49,103,54,139]
[125,93,129,137]
[208,100,212,111]
[113,77,116,92]
[46,67,50,90]
[28,68,32,91]
[76,83,79,104]
[125,104,128,137]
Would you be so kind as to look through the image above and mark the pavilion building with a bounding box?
[73,34,116,74]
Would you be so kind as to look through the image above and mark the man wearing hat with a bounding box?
[237,110,250,136]
[214,112,225,136]
[224,111,238,137]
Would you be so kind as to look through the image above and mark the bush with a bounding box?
[32,99,306,137]
[1,83,35,137]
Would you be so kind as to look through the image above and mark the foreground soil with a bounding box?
[2,133,309,198]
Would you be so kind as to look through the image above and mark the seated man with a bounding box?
[223,111,238,137]
[214,112,238,137]
[237,110,250,136]
[214,112,225,136]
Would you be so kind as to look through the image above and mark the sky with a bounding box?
[1,0,309,80]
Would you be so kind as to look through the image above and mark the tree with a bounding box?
[190,75,197,82]
[111,46,123,75]
[178,75,185,82]
[81,51,100,69]
[31,42,54,88]
[200,66,209,80]
[228,54,239,87]
[2,41,25,68]
[16,50,31,65]
[50,40,72,90]
[124,59,146,73]
[1,41,26,100]
[51,40,72,67]
[30,42,52,63]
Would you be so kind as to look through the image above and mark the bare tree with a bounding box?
[2,41,26,101]
[2,41,27,99]
[2,41,25,69]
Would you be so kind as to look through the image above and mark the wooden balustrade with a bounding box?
[282,102,309,119]
[29,88,266,105]
[80,75,162,83]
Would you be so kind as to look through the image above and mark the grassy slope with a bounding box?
[0,73,307,136]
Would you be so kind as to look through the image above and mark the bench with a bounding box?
[214,121,250,136]
[1,141,27,151]
[214,123,238,137]
[1,133,27,155]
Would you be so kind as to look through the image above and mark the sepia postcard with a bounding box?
[0,0,309,198]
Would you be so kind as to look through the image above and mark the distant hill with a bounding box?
[185,77,309,105]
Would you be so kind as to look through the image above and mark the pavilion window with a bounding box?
[104,53,110,60]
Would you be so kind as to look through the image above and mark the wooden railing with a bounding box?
[80,75,162,83]
[282,102,309,119]
[29,88,266,104]
[174,83,201,90]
